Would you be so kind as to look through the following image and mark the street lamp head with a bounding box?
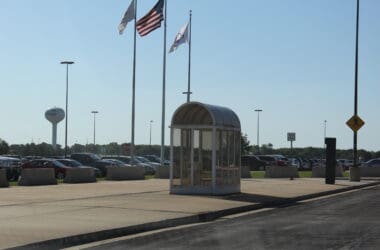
[254,109,263,112]
[61,61,74,65]
[91,111,99,114]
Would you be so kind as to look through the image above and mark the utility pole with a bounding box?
[60,60,74,158]
[91,111,99,145]
[254,109,263,154]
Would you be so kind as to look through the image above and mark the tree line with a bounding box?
[0,139,170,159]
[0,135,379,161]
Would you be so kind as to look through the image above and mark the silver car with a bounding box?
[362,158,380,167]
[136,156,161,170]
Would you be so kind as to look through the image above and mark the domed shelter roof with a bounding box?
[171,102,241,129]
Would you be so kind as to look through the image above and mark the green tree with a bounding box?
[0,139,9,154]
[86,144,100,154]
[241,133,251,155]
[104,142,122,155]
[260,143,274,155]
[70,144,86,153]
[374,151,380,158]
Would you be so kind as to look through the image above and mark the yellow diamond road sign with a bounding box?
[346,115,365,132]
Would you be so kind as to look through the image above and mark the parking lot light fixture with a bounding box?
[254,109,263,154]
[60,60,74,158]
[91,111,99,145]
[150,120,154,146]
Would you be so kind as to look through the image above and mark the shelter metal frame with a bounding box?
[170,102,241,195]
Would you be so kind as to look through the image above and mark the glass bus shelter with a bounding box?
[170,102,241,195]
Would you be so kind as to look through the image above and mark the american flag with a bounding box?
[136,0,164,37]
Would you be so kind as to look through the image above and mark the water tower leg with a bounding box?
[52,123,57,149]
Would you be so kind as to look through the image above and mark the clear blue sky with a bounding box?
[0,0,379,150]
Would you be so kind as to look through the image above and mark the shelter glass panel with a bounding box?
[216,129,226,186]
[216,129,240,186]
[230,131,240,185]
[172,128,181,186]
[193,129,212,186]
[180,129,192,186]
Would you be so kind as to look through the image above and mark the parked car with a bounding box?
[257,155,289,166]
[70,153,117,176]
[0,156,22,181]
[345,160,354,168]
[136,156,161,169]
[257,155,277,166]
[362,158,380,168]
[103,159,131,167]
[143,155,170,166]
[289,158,301,169]
[270,155,289,166]
[56,159,102,177]
[287,158,309,170]
[308,159,325,168]
[102,155,130,164]
[70,153,102,167]
[94,160,118,177]
[24,156,42,161]
[336,159,354,170]
[1,154,22,161]
[102,156,155,175]
[21,159,72,179]
[241,155,266,170]
[337,159,346,167]
[300,158,311,170]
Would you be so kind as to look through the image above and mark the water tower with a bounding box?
[45,108,65,149]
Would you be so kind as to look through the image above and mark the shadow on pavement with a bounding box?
[222,192,298,208]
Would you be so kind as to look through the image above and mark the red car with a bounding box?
[21,159,72,179]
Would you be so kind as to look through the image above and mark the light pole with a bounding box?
[182,91,193,103]
[149,120,154,146]
[91,111,99,145]
[254,109,263,154]
[351,0,360,182]
[322,120,327,163]
[324,120,327,149]
[61,61,74,158]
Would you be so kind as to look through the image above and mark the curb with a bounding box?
[8,181,380,250]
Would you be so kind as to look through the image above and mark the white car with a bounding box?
[0,156,22,180]
[288,158,301,169]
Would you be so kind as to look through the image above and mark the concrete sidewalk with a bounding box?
[0,178,378,249]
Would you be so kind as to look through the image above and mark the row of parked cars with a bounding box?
[0,153,170,181]
[241,155,290,171]
[242,154,380,171]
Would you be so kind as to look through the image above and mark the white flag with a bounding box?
[118,0,135,35]
[169,22,189,53]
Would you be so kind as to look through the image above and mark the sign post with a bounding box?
[287,132,296,155]
[346,115,365,182]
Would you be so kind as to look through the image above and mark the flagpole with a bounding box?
[131,0,137,165]
[160,0,167,167]
[186,10,192,103]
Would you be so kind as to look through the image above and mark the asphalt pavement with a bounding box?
[87,185,380,250]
